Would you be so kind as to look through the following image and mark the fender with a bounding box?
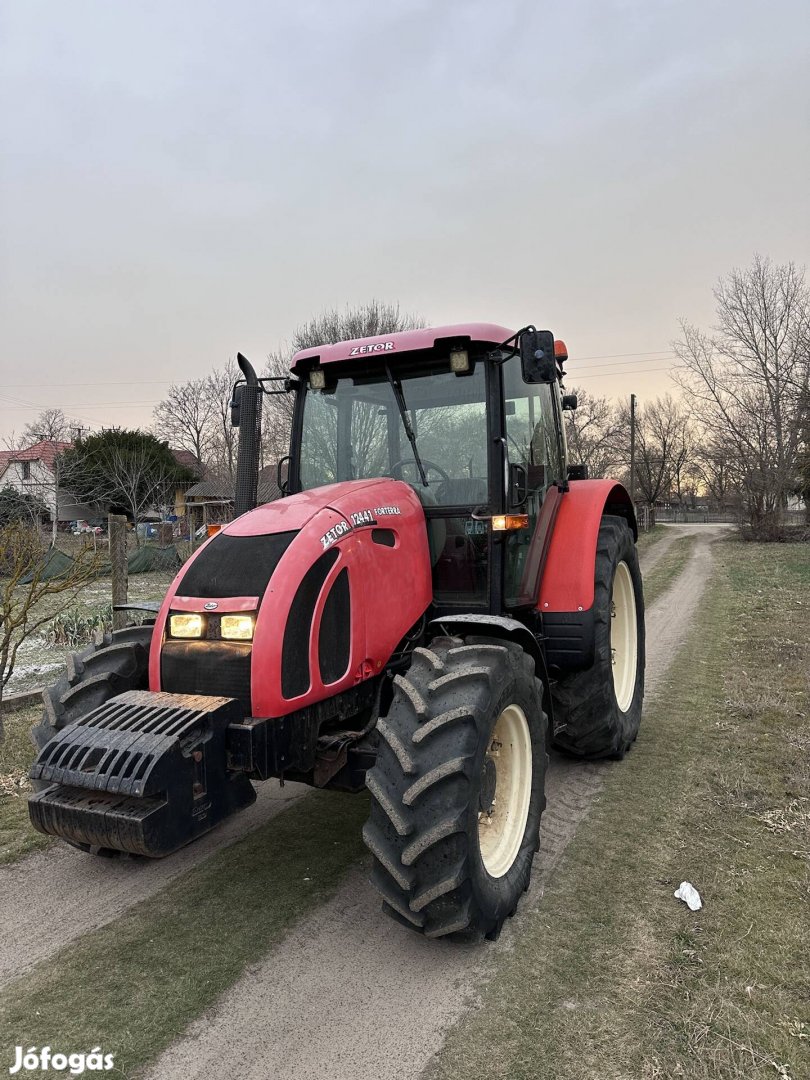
[426,613,554,731]
[538,480,636,672]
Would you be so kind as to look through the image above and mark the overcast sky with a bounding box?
[1,0,808,441]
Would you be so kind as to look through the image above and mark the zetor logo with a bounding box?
[320,520,352,550]
[349,341,395,355]
[9,1046,115,1075]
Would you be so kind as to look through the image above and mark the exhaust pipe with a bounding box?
[233,353,262,516]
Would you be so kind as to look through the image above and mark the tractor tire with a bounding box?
[31,623,154,752]
[551,515,645,759]
[363,639,547,942]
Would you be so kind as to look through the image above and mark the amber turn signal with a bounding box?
[491,514,530,531]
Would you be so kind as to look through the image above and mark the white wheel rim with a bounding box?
[478,704,533,879]
[611,561,638,712]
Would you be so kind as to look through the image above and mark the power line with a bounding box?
[570,365,684,380]
[0,391,160,410]
[0,391,102,427]
[570,349,677,361]
[0,380,174,389]
[573,358,680,374]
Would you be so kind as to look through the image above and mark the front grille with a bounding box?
[161,641,253,716]
[177,531,297,599]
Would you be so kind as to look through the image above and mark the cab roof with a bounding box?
[290,322,514,373]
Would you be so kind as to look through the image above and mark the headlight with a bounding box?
[220,614,254,641]
[169,613,203,639]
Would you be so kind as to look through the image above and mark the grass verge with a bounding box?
[0,788,368,1076]
[635,523,668,554]
[642,533,697,606]
[431,542,810,1080]
[0,703,52,864]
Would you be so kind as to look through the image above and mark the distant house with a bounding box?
[0,439,204,524]
[168,449,204,517]
[0,439,101,524]
[183,465,281,525]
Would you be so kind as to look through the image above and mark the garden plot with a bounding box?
[5,571,172,696]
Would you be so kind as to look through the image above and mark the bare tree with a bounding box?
[22,408,72,444]
[563,386,625,479]
[261,350,298,468]
[692,431,740,510]
[205,360,240,483]
[2,431,24,452]
[152,380,214,463]
[674,255,810,535]
[617,394,694,507]
[262,301,424,469]
[0,522,100,722]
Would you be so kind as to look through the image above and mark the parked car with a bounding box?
[71,520,104,535]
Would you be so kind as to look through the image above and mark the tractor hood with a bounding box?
[150,479,432,719]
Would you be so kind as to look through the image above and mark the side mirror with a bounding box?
[230,385,244,428]
[520,330,557,384]
[562,393,578,411]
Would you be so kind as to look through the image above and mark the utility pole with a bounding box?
[629,393,637,508]
[109,514,129,631]
[52,457,59,547]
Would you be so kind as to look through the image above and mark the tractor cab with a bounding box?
[288,323,570,617]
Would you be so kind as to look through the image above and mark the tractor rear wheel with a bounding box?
[31,624,154,751]
[551,515,644,758]
[363,639,547,942]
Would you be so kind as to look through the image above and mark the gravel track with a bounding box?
[145,526,722,1080]
[0,781,307,986]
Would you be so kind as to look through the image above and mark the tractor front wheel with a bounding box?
[32,623,153,751]
[363,640,547,942]
[30,624,154,856]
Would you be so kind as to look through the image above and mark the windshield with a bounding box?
[298,361,489,507]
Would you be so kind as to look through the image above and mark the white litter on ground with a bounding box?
[674,881,703,911]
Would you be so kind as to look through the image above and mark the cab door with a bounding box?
[502,353,567,608]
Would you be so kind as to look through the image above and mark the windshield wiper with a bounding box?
[384,363,428,487]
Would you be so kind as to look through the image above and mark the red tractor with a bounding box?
[29,323,644,942]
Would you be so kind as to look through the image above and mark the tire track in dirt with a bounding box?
[637,525,681,575]
[145,526,723,1080]
[0,781,308,986]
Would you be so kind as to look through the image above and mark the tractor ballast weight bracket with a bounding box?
[28,690,255,857]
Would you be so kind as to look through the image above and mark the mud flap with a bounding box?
[28,690,256,857]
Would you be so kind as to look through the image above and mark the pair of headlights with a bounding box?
[168,613,255,641]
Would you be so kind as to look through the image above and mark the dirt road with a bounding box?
[145,526,722,1080]
[0,781,307,986]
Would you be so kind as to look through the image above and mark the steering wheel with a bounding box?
[389,458,450,483]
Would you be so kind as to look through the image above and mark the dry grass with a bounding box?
[0,789,368,1076]
[642,533,697,606]
[431,542,810,1080]
[4,571,170,696]
[636,523,668,554]
[0,703,52,863]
